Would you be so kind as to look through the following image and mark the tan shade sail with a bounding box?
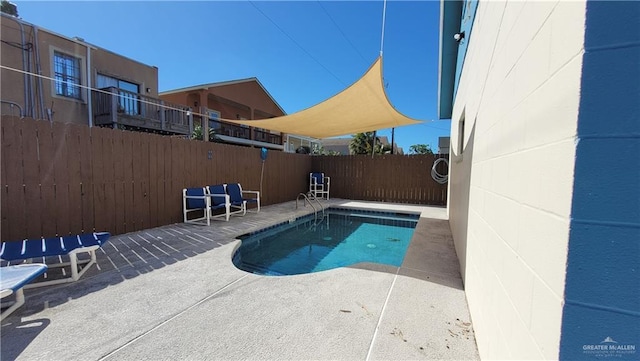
[223,57,422,139]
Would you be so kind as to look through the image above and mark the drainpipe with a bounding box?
[10,16,30,118]
[86,42,92,127]
[26,30,34,118]
[33,26,46,121]
[72,37,94,127]
[0,100,24,118]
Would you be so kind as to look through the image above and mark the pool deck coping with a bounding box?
[1,199,479,360]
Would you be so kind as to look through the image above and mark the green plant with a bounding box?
[1,0,18,16]
[349,132,389,155]
[191,125,218,142]
[408,144,434,155]
[311,144,340,156]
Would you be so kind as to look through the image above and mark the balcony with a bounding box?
[92,87,193,136]
[210,119,283,149]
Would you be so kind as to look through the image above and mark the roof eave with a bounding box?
[437,0,463,120]
[160,77,287,116]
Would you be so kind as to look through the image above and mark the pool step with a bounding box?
[238,261,286,276]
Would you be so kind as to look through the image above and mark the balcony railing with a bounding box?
[92,87,193,136]
[253,128,282,145]
[210,120,250,139]
[210,120,282,146]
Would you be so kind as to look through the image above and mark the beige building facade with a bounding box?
[1,13,160,129]
[440,0,639,359]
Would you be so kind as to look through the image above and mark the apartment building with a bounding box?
[0,12,191,136]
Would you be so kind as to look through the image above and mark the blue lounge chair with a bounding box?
[1,264,48,320]
[183,187,212,225]
[0,232,110,288]
[309,172,330,200]
[206,184,232,221]
[225,183,260,213]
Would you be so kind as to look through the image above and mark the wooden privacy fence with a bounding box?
[1,117,312,242]
[1,117,450,242]
[311,154,448,205]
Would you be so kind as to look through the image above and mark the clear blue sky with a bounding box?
[16,1,451,153]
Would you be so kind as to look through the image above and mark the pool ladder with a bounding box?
[296,192,325,222]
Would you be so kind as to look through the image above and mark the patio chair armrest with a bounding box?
[184,195,208,199]
[208,192,228,197]
[208,193,230,203]
[241,190,260,197]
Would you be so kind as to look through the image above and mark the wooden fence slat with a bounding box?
[2,119,448,242]
[2,117,26,240]
[120,130,134,233]
[132,131,148,230]
[0,118,11,238]
[52,123,71,235]
[21,122,42,238]
[66,124,84,235]
[140,133,151,230]
[169,137,184,223]
[35,121,56,237]
[80,127,94,233]
[112,129,126,235]
[91,127,108,233]
[148,134,159,228]
[102,128,117,234]
[159,135,171,226]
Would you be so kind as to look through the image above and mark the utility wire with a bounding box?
[1,39,33,51]
[0,64,213,120]
[380,0,387,56]
[316,1,367,63]
[416,122,451,131]
[248,1,346,86]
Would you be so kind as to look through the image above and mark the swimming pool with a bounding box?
[232,208,419,276]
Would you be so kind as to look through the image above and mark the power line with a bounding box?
[0,64,212,119]
[248,1,346,86]
[316,1,367,63]
[415,122,451,131]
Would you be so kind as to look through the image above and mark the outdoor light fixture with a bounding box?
[454,31,465,42]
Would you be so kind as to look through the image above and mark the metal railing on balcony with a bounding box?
[92,87,193,136]
[209,120,282,146]
[253,128,282,145]
[210,120,250,139]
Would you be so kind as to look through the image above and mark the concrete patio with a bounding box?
[1,199,478,360]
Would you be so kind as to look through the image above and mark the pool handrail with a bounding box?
[295,192,325,221]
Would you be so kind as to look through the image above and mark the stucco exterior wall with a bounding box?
[448,1,586,359]
[160,81,285,122]
[1,15,158,125]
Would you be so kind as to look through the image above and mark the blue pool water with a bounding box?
[232,208,418,276]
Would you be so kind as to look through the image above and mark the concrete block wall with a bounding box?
[448,1,586,359]
[559,1,640,358]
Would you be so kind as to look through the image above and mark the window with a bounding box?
[97,74,139,115]
[208,110,221,130]
[458,111,466,157]
[208,110,220,120]
[54,52,82,99]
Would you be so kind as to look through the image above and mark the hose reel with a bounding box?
[431,157,449,184]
